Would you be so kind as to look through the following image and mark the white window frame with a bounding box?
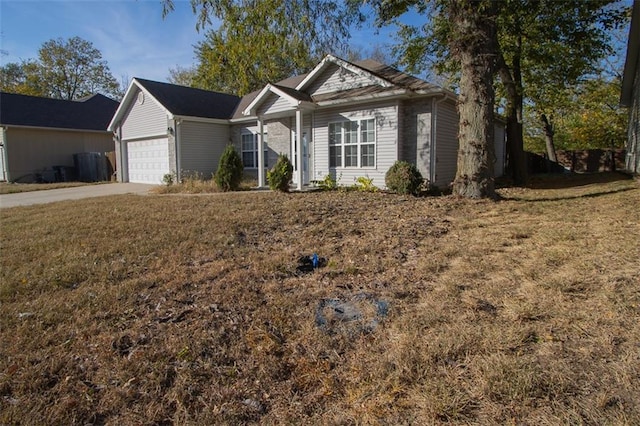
[328,117,376,169]
[241,131,268,169]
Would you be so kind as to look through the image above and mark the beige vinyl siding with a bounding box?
[179,121,230,177]
[314,101,398,188]
[257,93,294,116]
[307,63,378,96]
[121,88,168,140]
[433,101,459,189]
[4,127,113,182]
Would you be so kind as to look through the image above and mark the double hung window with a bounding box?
[329,118,375,168]
[241,132,268,168]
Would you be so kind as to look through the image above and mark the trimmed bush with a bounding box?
[215,145,244,191]
[267,155,293,192]
[318,174,338,190]
[385,161,424,195]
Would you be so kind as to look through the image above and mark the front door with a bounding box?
[291,127,310,186]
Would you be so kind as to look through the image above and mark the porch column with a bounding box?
[295,109,303,190]
[257,118,265,188]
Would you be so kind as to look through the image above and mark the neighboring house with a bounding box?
[110,55,505,188]
[0,92,119,182]
[621,0,640,174]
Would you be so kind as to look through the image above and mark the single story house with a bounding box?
[0,92,119,182]
[621,0,639,174]
[109,55,505,189]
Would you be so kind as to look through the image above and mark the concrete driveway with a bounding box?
[0,183,156,208]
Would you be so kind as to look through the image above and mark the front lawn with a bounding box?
[1,173,638,424]
[0,181,98,194]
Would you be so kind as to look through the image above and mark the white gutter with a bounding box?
[170,115,229,125]
[0,124,111,134]
[230,116,258,124]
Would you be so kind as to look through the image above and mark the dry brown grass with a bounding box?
[1,172,639,425]
[153,174,258,194]
[0,182,98,195]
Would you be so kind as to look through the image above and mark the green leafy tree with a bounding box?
[525,77,627,152]
[0,60,44,96]
[496,1,627,181]
[167,64,199,87]
[38,37,121,100]
[385,0,627,184]
[162,0,362,96]
[0,37,121,100]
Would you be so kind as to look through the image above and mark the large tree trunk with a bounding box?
[497,48,527,185]
[540,113,557,163]
[450,1,498,199]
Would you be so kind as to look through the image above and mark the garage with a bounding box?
[126,138,170,184]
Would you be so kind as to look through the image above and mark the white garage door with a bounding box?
[126,138,170,184]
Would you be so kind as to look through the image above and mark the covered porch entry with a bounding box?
[242,84,315,190]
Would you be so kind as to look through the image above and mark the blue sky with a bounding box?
[0,0,397,84]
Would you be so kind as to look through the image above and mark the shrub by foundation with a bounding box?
[385,161,424,195]
[215,145,244,191]
[267,155,293,192]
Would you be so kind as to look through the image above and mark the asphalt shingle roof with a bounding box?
[0,92,119,131]
[230,73,308,120]
[354,59,439,92]
[135,78,241,119]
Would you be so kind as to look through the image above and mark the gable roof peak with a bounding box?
[295,54,395,92]
[109,78,242,130]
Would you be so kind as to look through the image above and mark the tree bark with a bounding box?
[540,113,557,163]
[497,48,527,185]
[450,1,498,199]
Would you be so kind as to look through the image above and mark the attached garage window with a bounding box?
[328,118,376,168]
[241,132,268,169]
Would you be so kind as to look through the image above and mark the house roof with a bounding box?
[0,92,119,131]
[621,0,639,106]
[109,55,451,125]
[241,83,315,117]
[235,55,451,119]
[134,78,241,119]
[230,73,308,120]
[109,78,243,131]
[295,55,394,92]
[353,59,441,93]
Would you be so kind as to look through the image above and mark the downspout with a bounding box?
[310,112,315,181]
[430,94,449,186]
[257,117,265,187]
[396,100,402,164]
[295,109,303,190]
[175,119,182,182]
[117,126,126,182]
[0,126,9,182]
[112,131,119,182]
